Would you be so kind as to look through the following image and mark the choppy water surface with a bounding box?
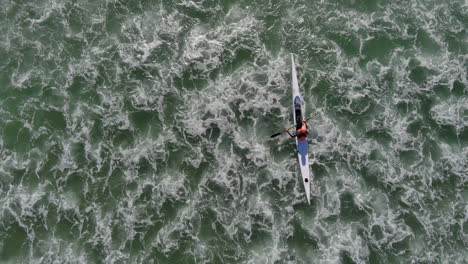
[1,0,467,263]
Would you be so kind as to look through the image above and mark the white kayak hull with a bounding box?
[291,54,311,204]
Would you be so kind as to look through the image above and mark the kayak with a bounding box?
[291,54,311,204]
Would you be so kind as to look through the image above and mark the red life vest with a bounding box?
[297,122,307,140]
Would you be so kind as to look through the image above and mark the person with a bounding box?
[286,120,308,140]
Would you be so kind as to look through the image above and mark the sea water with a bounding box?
[0,0,467,263]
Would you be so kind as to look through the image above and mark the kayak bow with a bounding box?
[291,54,311,204]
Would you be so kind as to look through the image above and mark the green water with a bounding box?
[0,0,467,263]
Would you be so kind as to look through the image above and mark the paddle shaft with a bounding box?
[270,113,318,138]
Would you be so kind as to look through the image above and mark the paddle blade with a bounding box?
[309,128,318,140]
[270,132,283,138]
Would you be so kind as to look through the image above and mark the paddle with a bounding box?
[309,128,319,140]
[270,113,318,138]
[270,130,290,138]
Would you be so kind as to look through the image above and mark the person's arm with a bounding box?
[286,129,296,138]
